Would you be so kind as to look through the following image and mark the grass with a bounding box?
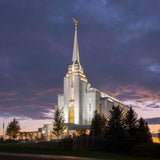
[0,143,158,160]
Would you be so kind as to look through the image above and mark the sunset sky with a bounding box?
[0,0,160,133]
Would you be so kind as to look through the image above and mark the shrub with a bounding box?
[131,143,160,158]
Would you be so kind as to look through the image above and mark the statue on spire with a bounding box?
[72,18,78,29]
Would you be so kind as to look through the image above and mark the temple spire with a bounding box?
[72,18,80,64]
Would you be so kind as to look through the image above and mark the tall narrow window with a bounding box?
[89,118,92,125]
[71,74,74,87]
[69,104,74,123]
[70,88,74,101]
[99,104,102,114]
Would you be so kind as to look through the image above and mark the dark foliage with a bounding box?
[90,110,107,136]
[132,143,160,159]
[5,139,17,143]
[158,129,160,142]
[6,118,21,139]
[124,106,138,145]
[0,137,4,143]
[75,129,87,136]
[135,118,152,144]
[104,106,131,153]
[53,106,66,139]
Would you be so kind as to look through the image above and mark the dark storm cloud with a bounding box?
[146,102,160,109]
[0,87,58,119]
[0,0,160,119]
[145,117,160,124]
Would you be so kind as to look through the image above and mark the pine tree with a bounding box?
[53,106,66,139]
[158,129,160,142]
[105,106,125,135]
[6,118,21,139]
[90,110,107,136]
[104,106,131,152]
[136,118,152,144]
[100,114,107,132]
[124,106,138,144]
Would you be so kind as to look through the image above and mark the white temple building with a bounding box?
[58,19,127,126]
[17,20,128,141]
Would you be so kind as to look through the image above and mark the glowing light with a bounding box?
[152,137,160,143]
[69,104,74,123]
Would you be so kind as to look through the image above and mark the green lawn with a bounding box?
[0,143,158,160]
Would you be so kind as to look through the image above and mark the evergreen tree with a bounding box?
[136,118,152,144]
[90,110,107,136]
[158,129,160,142]
[101,114,107,131]
[124,106,138,144]
[53,106,66,139]
[105,106,125,135]
[104,106,131,152]
[6,118,21,139]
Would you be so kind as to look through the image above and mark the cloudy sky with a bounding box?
[0,0,160,132]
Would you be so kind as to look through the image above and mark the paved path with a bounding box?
[0,152,105,160]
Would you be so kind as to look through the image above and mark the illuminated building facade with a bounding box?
[58,19,127,125]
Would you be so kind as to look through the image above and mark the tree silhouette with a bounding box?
[6,118,21,139]
[136,118,152,144]
[158,129,160,142]
[124,106,138,144]
[53,106,66,139]
[90,110,107,136]
[104,106,131,152]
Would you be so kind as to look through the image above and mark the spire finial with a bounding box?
[72,18,80,64]
[72,18,78,29]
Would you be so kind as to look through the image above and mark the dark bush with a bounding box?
[5,139,17,143]
[131,143,160,158]
[104,134,132,153]
[0,137,4,143]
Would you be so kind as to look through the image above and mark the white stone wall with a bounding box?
[74,75,80,124]
[63,76,70,123]
[58,94,64,108]
[83,88,96,125]
[58,76,128,125]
